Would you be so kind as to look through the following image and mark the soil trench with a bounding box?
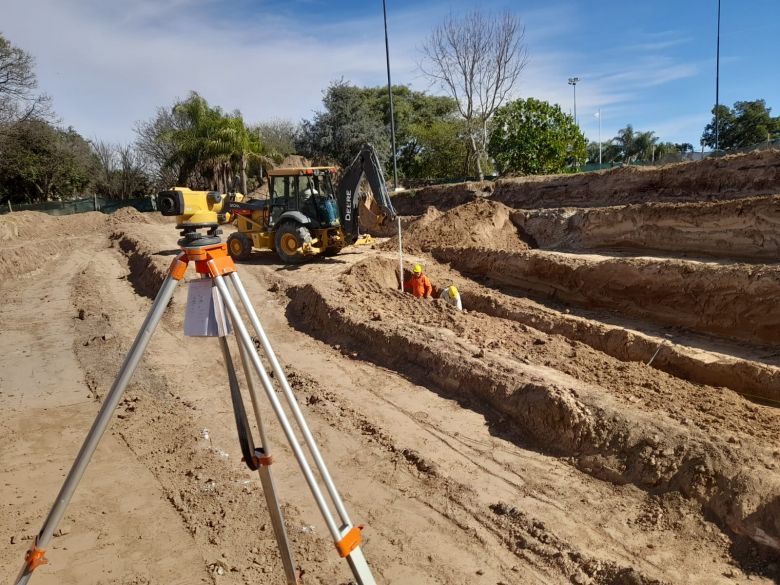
[430,246,780,345]
[284,257,780,563]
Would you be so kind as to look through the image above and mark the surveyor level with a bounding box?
[13,228,376,585]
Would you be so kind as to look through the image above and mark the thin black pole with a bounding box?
[715,0,721,150]
[567,77,579,126]
[382,0,398,190]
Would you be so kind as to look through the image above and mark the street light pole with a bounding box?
[568,77,580,125]
[382,0,399,190]
[714,0,721,151]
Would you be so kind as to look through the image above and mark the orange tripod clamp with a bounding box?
[24,540,48,573]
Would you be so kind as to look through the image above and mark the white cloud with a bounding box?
[4,0,415,142]
[2,0,707,145]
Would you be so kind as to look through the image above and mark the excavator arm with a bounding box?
[336,144,397,243]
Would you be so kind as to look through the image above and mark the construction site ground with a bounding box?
[2,151,780,585]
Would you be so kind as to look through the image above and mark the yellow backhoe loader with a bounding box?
[223,144,396,264]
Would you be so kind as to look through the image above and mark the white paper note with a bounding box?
[184,279,232,337]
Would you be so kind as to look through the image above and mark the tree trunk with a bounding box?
[241,154,248,195]
[470,133,484,181]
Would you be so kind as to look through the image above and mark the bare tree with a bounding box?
[420,10,527,180]
[92,139,117,192]
[117,144,146,199]
[133,106,185,189]
[0,33,51,126]
[252,119,299,157]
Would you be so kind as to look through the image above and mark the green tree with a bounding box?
[702,99,780,149]
[297,80,390,168]
[398,118,470,178]
[633,130,659,161]
[296,80,460,176]
[609,125,662,162]
[0,119,98,202]
[488,98,586,175]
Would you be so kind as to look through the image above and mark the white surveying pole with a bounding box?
[397,216,404,292]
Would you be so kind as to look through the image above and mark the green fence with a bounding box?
[1,196,157,216]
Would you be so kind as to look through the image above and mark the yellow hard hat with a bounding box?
[413,264,422,274]
[448,285,459,299]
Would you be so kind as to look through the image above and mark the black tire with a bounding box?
[323,246,342,257]
[227,232,253,260]
[274,222,312,264]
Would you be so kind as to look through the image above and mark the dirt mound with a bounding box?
[493,149,780,209]
[390,181,493,215]
[0,209,154,241]
[0,211,58,240]
[109,206,153,224]
[387,199,530,253]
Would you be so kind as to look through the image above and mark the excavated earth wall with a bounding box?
[513,195,780,260]
[493,150,780,209]
[389,150,780,214]
[430,247,780,345]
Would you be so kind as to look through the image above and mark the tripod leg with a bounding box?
[234,338,298,585]
[227,274,362,523]
[227,272,351,523]
[212,274,376,585]
[14,273,182,585]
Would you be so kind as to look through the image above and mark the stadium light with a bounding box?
[568,77,580,125]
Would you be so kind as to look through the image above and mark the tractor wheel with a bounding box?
[227,232,253,260]
[323,246,342,257]
[274,223,312,264]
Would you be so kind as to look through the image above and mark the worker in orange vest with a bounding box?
[404,263,433,298]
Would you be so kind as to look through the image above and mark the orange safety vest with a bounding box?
[404,274,433,298]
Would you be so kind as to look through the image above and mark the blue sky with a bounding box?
[3,0,778,147]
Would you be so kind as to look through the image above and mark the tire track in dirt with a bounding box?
[0,237,209,585]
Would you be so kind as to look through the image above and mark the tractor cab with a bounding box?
[267,167,340,229]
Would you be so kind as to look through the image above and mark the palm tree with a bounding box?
[613,125,636,162]
[225,114,269,194]
[163,92,257,192]
[633,130,659,161]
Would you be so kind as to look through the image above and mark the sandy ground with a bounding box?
[2,154,780,585]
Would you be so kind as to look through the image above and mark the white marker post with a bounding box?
[397,216,403,292]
